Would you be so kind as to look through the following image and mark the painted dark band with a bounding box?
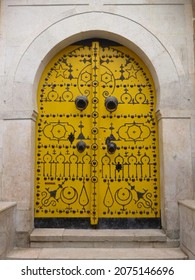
[34,218,161,229]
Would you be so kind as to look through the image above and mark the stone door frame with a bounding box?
[2,11,193,244]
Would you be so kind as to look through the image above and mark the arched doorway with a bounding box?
[34,39,160,229]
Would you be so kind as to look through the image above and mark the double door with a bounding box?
[35,39,160,228]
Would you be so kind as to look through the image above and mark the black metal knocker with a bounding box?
[105,96,118,112]
[75,96,88,111]
[76,141,86,153]
[107,142,117,154]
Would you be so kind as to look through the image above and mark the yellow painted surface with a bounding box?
[35,41,160,225]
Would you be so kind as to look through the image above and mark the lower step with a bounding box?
[30,229,179,248]
[6,247,187,260]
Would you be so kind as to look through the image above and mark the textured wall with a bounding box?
[0,202,16,259]
[0,0,194,240]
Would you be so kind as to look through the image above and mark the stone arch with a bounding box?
[8,11,192,237]
[13,11,184,113]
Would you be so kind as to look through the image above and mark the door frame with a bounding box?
[34,39,161,229]
[5,11,192,240]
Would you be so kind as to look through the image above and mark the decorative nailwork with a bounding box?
[35,40,160,225]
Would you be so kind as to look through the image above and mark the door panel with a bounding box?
[35,40,160,228]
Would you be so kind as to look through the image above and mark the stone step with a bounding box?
[6,247,187,260]
[30,229,179,248]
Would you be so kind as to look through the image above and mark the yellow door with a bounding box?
[35,39,160,228]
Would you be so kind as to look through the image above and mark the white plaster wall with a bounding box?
[1,1,194,112]
[158,113,193,238]
[0,0,194,238]
[179,200,195,259]
[0,202,16,259]
[2,115,36,236]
